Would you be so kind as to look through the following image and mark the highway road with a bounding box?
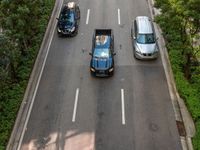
[20,0,182,149]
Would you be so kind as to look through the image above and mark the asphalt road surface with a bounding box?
[20,0,182,149]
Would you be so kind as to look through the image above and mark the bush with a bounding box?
[0,0,55,149]
[156,14,200,149]
[193,121,200,150]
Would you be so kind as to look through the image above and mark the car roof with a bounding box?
[136,16,153,34]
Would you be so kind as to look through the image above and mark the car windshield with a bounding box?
[136,33,155,44]
[60,10,74,26]
[93,48,110,58]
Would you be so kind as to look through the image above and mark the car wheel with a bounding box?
[71,28,78,37]
[111,71,114,76]
[134,52,137,59]
[90,71,95,77]
[134,52,140,60]
[75,29,78,35]
[131,29,133,38]
[57,32,62,37]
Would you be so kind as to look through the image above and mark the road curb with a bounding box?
[147,0,195,150]
[6,1,63,149]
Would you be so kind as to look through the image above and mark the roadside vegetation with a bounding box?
[154,0,200,149]
[0,0,199,149]
[0,0,55,149]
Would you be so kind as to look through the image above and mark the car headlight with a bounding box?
[90,68,95,72]
[57,28,61,32]
[70,27,75,32]
[135,45,141,53]
[109,68,114,72]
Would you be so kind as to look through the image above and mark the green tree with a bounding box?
[0,35,20,82]
[0,0,45,81]
[155,0,200,80]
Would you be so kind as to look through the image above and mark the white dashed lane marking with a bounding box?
[121,89,126,125]
[118,8,121,25]
[86,9,90,25]
[72,88,80,122]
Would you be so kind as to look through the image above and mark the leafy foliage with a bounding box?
[0,0,55,149]
[193,121,200,149]
[155,0,200,149]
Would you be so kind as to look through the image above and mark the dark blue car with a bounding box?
[57,2,80,37]
[90,29,116,77]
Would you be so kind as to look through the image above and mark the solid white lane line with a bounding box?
[118,8,121,25]
[121,89,126,125]
[86,9,90,25]
[17,1,64,149]
[72,88,80,122]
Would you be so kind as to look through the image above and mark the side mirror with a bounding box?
[56,18,59,20]
[156,37,159,40]
[89,52,92,55]
[113,52,116,56]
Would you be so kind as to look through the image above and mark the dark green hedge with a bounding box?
[156,15,200,150]
[0,1,55,149]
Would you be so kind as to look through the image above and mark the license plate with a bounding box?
[99,70,104,73]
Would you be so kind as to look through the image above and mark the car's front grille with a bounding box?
[98,70,105,73]
[63,29,70,34]
[142,53,152,56]
[96,69,108,75]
